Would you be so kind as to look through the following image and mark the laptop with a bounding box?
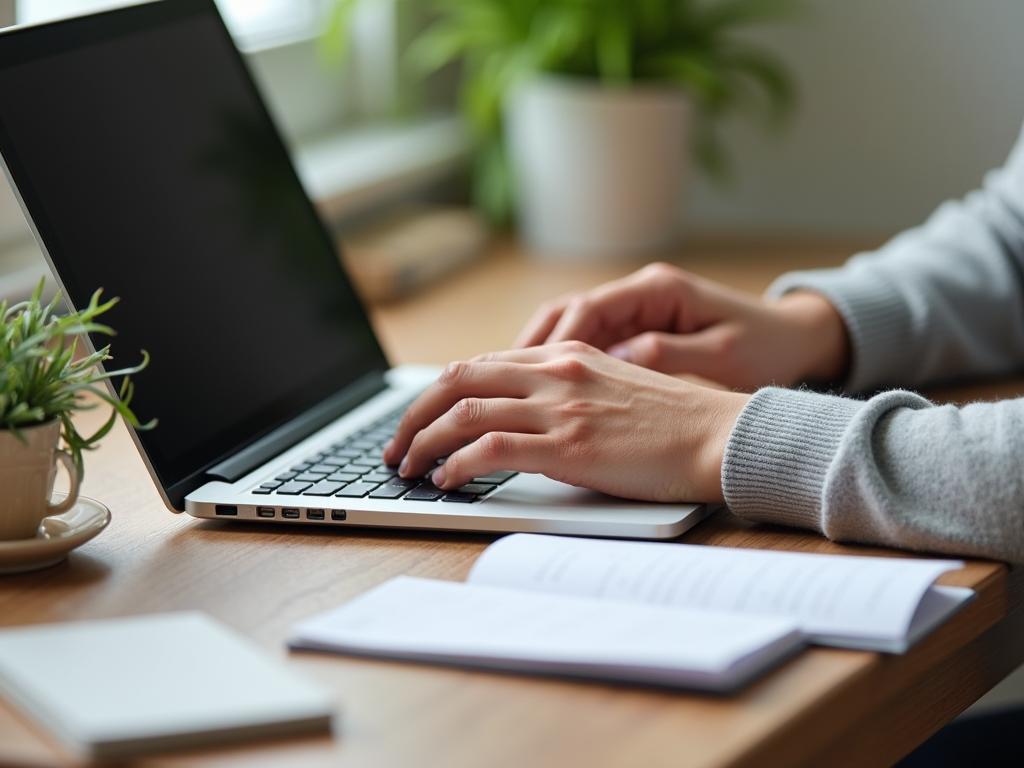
[0,0,710,539]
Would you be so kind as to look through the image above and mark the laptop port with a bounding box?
[282,508,300,519]
[256,507,275,518]
[306,509,325,520]
[331,510,347,521]
[215,505,237,516]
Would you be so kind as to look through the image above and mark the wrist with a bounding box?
[774,291,851,384]
[690,390,750,504]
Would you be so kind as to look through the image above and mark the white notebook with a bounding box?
[0,612,335,760]
[289,534,975,691]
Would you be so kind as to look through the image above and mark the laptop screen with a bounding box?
[0,0,389,501]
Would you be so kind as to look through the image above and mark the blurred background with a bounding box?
[1,0,1023,292]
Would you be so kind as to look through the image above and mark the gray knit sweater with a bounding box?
[721,121,1024,563]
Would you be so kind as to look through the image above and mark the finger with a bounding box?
[399,398,545,478]
[545,274,682,348]
[385,361,534,465]
[432,432,557,489]
[606,328,737,377]
[467,342,589,366]
[512,295,571,348]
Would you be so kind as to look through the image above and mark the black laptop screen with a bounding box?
[0,1,389,497]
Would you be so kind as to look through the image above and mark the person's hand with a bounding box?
[382,342,750,503]
[514,262,850,391]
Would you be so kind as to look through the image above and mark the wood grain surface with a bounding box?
[2,237,1022,768]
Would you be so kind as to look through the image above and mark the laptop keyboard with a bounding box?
[251,402,518,504]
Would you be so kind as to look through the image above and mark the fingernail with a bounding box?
[608,345,633,363]
[432,464,446,488]
[398,456,409,476]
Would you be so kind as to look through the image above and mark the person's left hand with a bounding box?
[382,342,749,503]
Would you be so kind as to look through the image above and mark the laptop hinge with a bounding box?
[205,371,388,483]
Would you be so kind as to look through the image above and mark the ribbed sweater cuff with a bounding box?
[722,387,865,531]
[767,266,912,394]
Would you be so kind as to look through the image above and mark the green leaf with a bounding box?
[0,278,154,479]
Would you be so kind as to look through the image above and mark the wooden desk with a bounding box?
[2,239,1023,768]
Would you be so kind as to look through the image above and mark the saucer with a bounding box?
[0,495,111,574]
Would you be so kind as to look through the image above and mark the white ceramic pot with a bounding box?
[506,76,690,260]
[0,420,80,540]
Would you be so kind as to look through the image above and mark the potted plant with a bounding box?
[327,0,800,258]
[0,280,152,540]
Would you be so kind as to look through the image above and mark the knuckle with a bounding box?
[477,432,511,462]
[439,360,470,389]
[405,431,426,462]
[710,328,740,360]
[546,355,590,381]
[558,339,592,356]
[442,449,462,478]
[450,397,484,428]
[642,261,682,284]
[648,262,692,295]
[633,333,665,367]
[566,295,594,316]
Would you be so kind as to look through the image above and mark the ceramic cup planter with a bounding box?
[506,76,690,261]
[0,420,80,540]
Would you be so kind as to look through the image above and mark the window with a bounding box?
[18,0,327,51]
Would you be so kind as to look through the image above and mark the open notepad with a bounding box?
[289,534,974,692]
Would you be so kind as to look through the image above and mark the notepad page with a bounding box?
[0,613,334,760]
[289,576,802,691]
[468,534,965,645]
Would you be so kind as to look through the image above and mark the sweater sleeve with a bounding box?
[767,122,1024,394]
[722,387,1024,563]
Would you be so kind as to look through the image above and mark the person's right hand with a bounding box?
[513,262,851,391]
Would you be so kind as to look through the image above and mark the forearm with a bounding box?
[723,387,1024,563]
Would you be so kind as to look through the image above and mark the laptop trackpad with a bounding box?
[489,473,629,508]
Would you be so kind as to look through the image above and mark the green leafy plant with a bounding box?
[325,0,802,221]
[0,279,154,476]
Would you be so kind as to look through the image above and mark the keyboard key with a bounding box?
[303,481,345,496]
[330,448,362,459]
[276,481,313,495]
[327,472,361,483]
[351,456,382,467]
[260,481,283,490]
[377,468,401,479]
[294,472,328,483]
[441,492,477,503]
[307,464,339,475]
[290,463,312,472]
[252,488,272,495]
[363,472,397,483]
[319,455,349,466]
[368,483,408,499]
[472,471,517,485]
[457,483,496,496]
[405,484,444,502]
[386,476,421,489]
[275,471,298,481]
[335,481,381,498]
[336,464,370,475]
[349,440,377,450]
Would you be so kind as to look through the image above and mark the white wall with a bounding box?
[685,0,1024,238]
[3,1,1023,247]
